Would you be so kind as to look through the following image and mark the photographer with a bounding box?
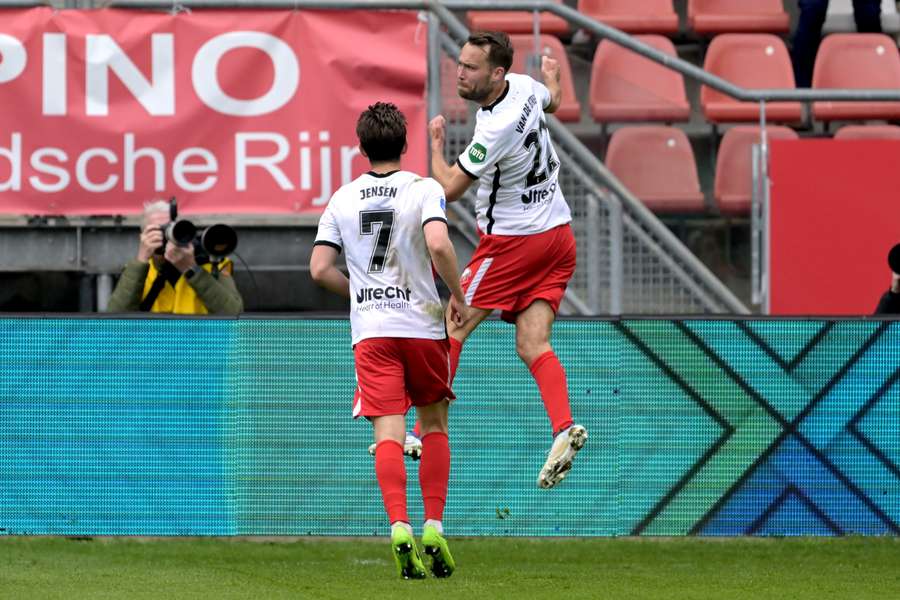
[106,199,243,315]
[874,244,900,315]
[874,274,900,315]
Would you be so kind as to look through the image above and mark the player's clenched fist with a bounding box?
[448,296,472,328]
[429,115,446,151]
[541,55,560,85]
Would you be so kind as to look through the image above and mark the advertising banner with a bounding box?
[769,139,900,315]
[0,8,428,215]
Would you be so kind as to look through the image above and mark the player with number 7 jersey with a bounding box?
[315,170,451,346]
[311,103,470,579]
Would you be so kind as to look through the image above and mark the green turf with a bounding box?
[1,537,899,599]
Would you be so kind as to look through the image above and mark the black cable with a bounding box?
[231,251,261,311]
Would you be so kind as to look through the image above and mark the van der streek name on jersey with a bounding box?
[360,186,398,200]
[515,94,538,134]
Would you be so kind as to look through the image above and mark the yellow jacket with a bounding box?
[142,259,235,315]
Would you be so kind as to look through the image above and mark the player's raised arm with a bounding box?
[541,55,562,115]
[429,115,477,202]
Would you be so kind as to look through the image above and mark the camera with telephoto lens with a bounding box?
[155,198,238,262]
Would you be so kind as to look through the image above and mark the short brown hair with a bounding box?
[467,30,514,73]
[356,102,407,163]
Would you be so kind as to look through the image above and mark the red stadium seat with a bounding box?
[688,0,790,34]
[605,126,705,213]
[833,124,900,140]
[467,1,569,36]
[576,0,679,34]
[812,34,900,122]
[701,34,801,123]
[714,126,798,217]
[589,36,690,123]
[508,35,581,122]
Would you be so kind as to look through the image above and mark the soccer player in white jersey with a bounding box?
[311,102,471,580]
[428,31,587,489]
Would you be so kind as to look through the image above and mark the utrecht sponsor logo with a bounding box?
[356,285,412,304]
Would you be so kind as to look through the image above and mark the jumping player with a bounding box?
[428,31,587,489]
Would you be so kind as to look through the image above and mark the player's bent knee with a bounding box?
[516,339,551,365]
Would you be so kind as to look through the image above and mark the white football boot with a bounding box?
[368,432,423,460]
[537,424,587,489]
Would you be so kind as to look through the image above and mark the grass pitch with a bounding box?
[1,536,899,599]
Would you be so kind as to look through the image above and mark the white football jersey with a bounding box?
[314,170,448,345]
[457,72,572,236]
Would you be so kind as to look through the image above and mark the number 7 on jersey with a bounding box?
[359,210,395,273]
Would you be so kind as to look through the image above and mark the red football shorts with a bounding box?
[461,224,576,323]
[352,337,454,418]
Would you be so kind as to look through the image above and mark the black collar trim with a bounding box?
[367,170,399,178]
[481,81,510,112]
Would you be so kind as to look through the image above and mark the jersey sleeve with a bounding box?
[313,201,342,253]
[456,117,520,180]
[420,178,448,227]
[533,78,552,111]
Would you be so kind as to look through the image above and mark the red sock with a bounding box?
[529,351,574,435]
[375,440,408,524]
[449,337,463,384]
[419,432,450,522]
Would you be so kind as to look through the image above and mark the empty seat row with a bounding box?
[605,125,900,217]
[591,33,900,124]
[467,0,790,36]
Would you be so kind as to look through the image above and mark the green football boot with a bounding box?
[421,524,455,578]
[391,525,427,580]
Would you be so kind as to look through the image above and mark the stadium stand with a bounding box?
[833,124,900,139]
[812,33,900,122]
[701,34,802,123]
[509,34,581,122]
[466,0,569,35]
[714,126,799,217]
[823,0,900,34]
[589,35,690,123]
[688,0,790,34]
[575,0,679,34]
[605,126,706,214]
